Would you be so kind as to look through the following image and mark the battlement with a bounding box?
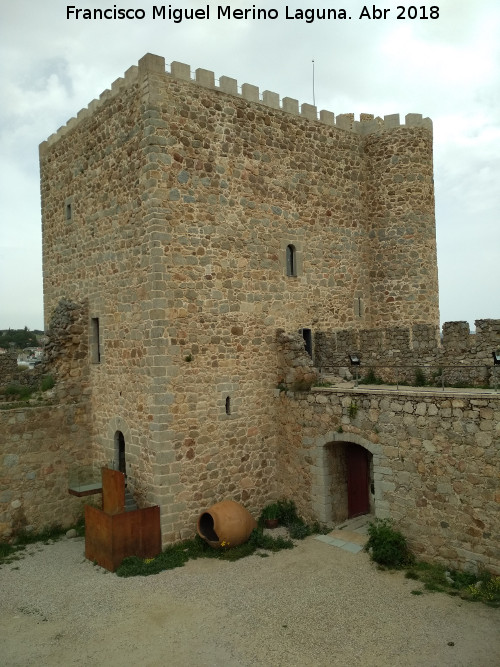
[40,53,432,152]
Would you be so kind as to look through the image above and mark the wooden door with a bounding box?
[346,444,370,518]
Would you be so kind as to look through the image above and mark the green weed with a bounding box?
[365,519,414,568]
[40,375,55,391]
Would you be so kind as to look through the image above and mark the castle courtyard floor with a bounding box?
[1,535,499,666]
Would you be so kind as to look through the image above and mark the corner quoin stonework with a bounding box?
[39,53,440,545]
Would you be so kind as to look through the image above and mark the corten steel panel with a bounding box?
[111,506,161,565]
[85,505,161,571]
[102,467,125,514]
[85,505,114,571]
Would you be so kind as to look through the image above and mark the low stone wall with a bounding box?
[0,352,41,389]
[0,352,19,384]
[0,402,93,539]
[277,386,500,574]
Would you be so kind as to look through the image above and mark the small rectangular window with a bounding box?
[286,244,297,277]
[354,297,364,319]
[91,318,100,363]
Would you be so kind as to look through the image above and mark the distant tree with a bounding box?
[0,329,38,349]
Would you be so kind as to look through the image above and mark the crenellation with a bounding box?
[111,77,125,92]
[124,65,138,83]
[384,113,400,129]
[282,96,299,115]
[138,52,165,74]
[335,113,354,130]
[98,89,111,103]
[219,75,238,95]
[319,109,334,125]
[195,67,215,88]
[315,320,499,387]
[38,53,435,155]
[262,90,280,109]
[241,82,259,102]
[405,112,423,127]
[300,103,317,120]
[170,60,190,80]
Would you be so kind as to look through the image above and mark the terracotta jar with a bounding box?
[197,499,257,548]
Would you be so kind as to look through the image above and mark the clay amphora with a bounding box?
[197,499,257,548]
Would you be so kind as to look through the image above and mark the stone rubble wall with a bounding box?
[0,352,27,388]
[276,329,318,390]
[41,299,90,398]
[0,300,93,540]
[277,387,500,574]
[0,403,93,540]
[315,319,500,387]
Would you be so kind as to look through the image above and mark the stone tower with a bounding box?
[40,53,439,541]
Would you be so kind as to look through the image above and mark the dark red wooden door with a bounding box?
[346,444,370,518]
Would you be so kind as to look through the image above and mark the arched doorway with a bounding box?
[326,441,373,522]
[114,430,126,477]
[310,433,379,526]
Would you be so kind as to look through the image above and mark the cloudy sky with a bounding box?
[0,0,499,330]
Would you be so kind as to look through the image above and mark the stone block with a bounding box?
[219,76,238,95]
[262,90,279,109]
[384,113,400,129]
[170,61,191,81]
[282,97,299,114]
[241,83,259,102]
[405,113,423,127]
[195,68,215,88]
[319,110,334,125]
[301,103,317,121]
[139,53,166,75]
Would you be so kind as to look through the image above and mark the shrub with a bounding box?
[40,375,55,391]
[365,519,414,568]
[291,378,313,392]
[359,368,384,385]
[260,502,280,521]
[414,368,427,387]
[5,384,34,399]
[258,499,326,540]
[288,522,312,540]
[347,401,358,419]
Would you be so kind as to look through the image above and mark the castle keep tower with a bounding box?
[40,53,439,541]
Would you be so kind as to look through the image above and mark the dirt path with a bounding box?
[1,536,499,666]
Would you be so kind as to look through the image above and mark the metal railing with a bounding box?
[319,364,499,392]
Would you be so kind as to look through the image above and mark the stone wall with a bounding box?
[0,352,20,384]
[276,386,500,574]
[0,299,93,540]
[315,319,500,387]
[0,402,92,539]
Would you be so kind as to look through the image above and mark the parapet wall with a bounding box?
[40,52,432,152]
[315,319,500,386]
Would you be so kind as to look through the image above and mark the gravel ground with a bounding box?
[1,535,499,667]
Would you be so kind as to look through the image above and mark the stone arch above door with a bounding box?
[309,432,386,526]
